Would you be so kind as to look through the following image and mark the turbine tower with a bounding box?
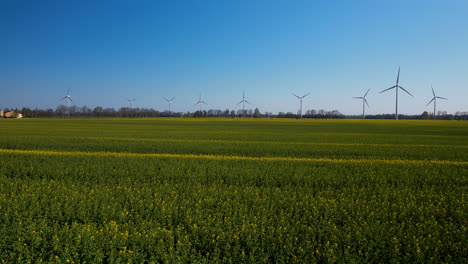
[426,85,447,120]
[353,89,370,119]
[292,92,310,119]
[127,98,136,109]
[379,67,413,120]
[61,89,73,117]
[164,97,175,112]
[236,91,251,118]
[194,94,207,112]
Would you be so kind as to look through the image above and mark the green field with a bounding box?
[0,118,466,263]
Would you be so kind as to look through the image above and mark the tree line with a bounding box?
[2,105,468,120]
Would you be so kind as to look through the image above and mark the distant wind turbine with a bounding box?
[61,89,73,116]
[236,91,251,118]
[164,97,175,112]
[426,86,447,120]
[292,92,310,119]
[194,94,207,111]
[127,98,136,109]
[379,67,413,120]
[353,89,370,119]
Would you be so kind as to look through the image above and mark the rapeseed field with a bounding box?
[0,118,466,263]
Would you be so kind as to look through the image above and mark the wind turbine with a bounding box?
[379,67,413,120]
[353,89,370,119]
[61,89,73,116]
[194,94,207,112]
[164,97,175,112]
[292,92,310,119]
[426,85,447,120]
[236,91,251,118]
[127,98,136,109]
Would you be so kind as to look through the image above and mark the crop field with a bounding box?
[0,118,466,263]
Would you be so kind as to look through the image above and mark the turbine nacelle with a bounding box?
[292,91,310,119]
[237,91,252,106]
[127,98,136,108]
[62,95,73,102]
[237,91,253,118]
[164,97,175,103]
[426,86,447,120]
[194,101,208,106]
[62,88,73,102]
[194,94,208,110]
[379,67,413,120]
[163,97,175,112]
[353,89,370,119]
[292,92,310,100]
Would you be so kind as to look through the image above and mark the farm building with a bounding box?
[3,111,23,118]
[0,110,3,117]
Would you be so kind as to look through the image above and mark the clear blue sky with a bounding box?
[2,0,467,115]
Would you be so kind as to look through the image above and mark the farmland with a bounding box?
[0,118,466,263]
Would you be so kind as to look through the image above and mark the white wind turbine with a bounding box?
[353,89,370,119]
[426,86,447,120]
[379,67,413,120]
[292,92,310,119]
[164,97,175,112]
[61,89,73,116]
[237,91,251,118]
[127,98,136,109]
[194,94,207,111]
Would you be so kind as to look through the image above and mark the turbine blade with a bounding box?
[236,101,243,106]
[302,92,311,98]
[364,88,370,97]
[364,98,370,108]
[432,86,435,97]
[194,102,200,106]
[164,98,169,102]
[396,66,400,85]
[353,97,363,99]
[245,100,252,104]
[292,93,301,99]
[171,97,175,101]
[201,101,208,105]
[398,86,414,97]
[61,96,68,100]
[436,96,448,100]
[426,97,435,106]
[379,85,397,93]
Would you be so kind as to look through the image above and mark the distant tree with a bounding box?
[421,111,429,120]
[81,106,92,116]
[93,106,104,117]
[21,108,32,118]
[253,108,261,118]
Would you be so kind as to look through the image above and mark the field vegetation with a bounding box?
[0,118,466,263]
